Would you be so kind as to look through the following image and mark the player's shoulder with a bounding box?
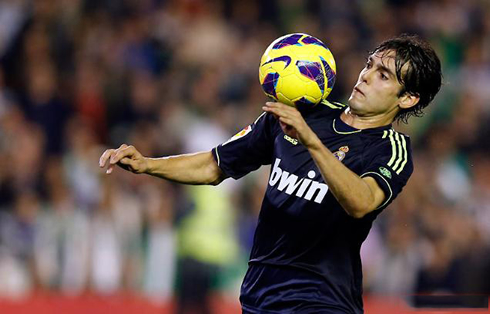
[367,128,413,168]
[250,111,282,136]
[249,111,276,128]
[381,128,411,145]
[361,128,413,181]
[367,127,411,150]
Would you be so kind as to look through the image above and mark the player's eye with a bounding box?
[380,72,388,80]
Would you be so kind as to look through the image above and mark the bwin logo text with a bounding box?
[268,158,329,204]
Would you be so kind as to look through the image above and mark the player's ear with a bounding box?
[398,93,420,110]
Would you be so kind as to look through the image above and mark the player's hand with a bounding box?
[99,144,149,175]
[262,102,317,147]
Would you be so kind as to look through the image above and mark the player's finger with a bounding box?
[262,105,282,116]
[264,102,296,116]
[279,116,293,125]
[266,101,293,110]
[110,146,134,165]
[265,101,284,107]
[99,149,115,168]
[264,102,279,112]
[106,164,115,174]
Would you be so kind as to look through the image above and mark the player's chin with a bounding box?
[347,97,364,110]
[347,97,355,109]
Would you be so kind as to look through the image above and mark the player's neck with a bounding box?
[340,108,393,129]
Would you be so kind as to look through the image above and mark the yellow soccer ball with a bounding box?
[259,33,336,107]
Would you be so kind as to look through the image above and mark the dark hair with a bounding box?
[370,34,442,123]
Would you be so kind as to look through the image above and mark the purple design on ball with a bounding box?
[320,56,336,89]
[295,97,316,107]
[261,72,280,98]
[272,34,303,49]
[262,56,292,69]
[301,36,327,49]
[297,60,325,94]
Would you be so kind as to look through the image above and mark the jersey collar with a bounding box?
[332,112,393,135]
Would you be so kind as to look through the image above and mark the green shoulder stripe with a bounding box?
[320,100,344,110]
[385,129,409,175]
[332,101,347,108]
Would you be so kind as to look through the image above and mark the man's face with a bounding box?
[348,50,406,117]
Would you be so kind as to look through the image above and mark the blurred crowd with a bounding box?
[1,0,490,311]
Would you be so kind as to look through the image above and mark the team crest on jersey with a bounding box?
[223,125,252,146]
[333,146,349,161]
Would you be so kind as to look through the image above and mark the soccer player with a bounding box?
[99,34,442,313]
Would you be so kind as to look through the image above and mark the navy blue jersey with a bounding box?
[212,101,413,314]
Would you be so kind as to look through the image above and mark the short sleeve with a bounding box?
[360,130,413,210]
[211,112,276,180]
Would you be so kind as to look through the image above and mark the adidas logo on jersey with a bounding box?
[283,134,298,145]
[269,158,329,204]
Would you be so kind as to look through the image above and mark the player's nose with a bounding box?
[359,69,371,84]
[362,63,378,84]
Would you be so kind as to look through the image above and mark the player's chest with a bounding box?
[272,131,365,174]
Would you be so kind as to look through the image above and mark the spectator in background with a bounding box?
[34,158,90,293]
[22,25,71,156]
[174,113,240,314]
[0,190,41,298]
[142,181,177,304]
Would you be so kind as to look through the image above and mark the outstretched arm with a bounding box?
[99,144,226,185]
[262,102,385,218]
